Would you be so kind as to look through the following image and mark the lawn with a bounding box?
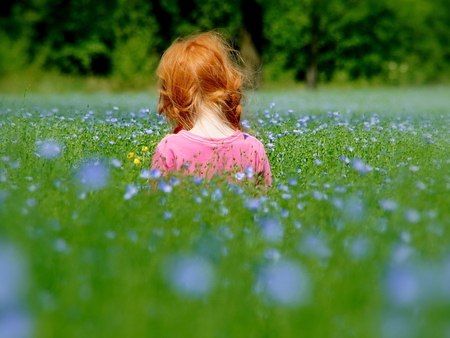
[1,86,450,338]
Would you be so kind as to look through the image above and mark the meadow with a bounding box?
[1,86,450,338]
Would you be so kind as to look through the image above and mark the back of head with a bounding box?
[157,31,244,133]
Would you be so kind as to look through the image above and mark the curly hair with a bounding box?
[157,31,244,133]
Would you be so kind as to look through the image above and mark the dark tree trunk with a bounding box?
[150,0,174,53]
[307,4,320,90]
[240,0,263,88]
[239,28,262,87]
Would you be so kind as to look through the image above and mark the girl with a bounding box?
[151,31,272,186]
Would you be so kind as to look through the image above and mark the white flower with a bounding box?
[36,140,62,160]
[124,184,138,200]
[257,259,312,307]
[158,181,172,193]
[164,255,215,298]
[235,172,245,180]
[77,160,110,191]
[352,158,373,175]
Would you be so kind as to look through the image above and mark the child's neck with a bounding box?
[189,114,236,139]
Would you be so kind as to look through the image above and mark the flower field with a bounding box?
[1,87,450,338]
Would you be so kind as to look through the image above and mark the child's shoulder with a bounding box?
[158,132,183,143]
[154,133,180,150]
[160,133,177,141]
[241,132,265,147]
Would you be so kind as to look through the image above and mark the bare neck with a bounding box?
[189,114,237,139]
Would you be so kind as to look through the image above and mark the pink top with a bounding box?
[151,130,272,185]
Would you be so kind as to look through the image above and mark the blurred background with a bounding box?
[1,0,449,92]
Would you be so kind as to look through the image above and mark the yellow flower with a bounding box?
[127,152,135,160]
[133,158,141,165]
[142,146,149,153]
[152,142,157,146]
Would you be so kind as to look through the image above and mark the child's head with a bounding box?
[157,31,244,133]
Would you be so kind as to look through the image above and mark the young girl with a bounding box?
[151,31,272,186]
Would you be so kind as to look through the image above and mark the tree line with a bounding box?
[1,0,449,88]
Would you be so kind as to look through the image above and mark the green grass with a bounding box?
[1,86,450,338]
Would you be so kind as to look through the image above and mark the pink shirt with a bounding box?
[151,130,272,185]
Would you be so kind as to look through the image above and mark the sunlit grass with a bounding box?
[0,87,450,338]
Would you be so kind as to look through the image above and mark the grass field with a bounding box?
[1,86,450,338]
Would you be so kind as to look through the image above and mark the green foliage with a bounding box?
[0,0,449,87]
[111,0,160,86]
[261,0,310,81]
[261,0,450,84]
[1,88,450,337]
[0,32,30,75]
[160,0,242,36]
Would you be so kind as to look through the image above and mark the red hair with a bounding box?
[157,31,244,133]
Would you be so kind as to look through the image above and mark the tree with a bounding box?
[1,0,450,87]
[239,0,264,87]
[306,0,320,89]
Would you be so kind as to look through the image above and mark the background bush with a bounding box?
[1,0,449,90]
